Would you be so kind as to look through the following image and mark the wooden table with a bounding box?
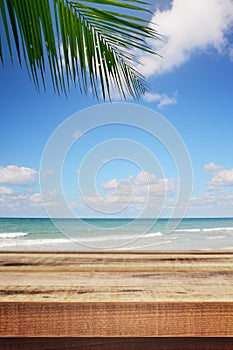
[0,251,232,349]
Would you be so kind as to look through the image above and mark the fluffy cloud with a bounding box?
[205,163,233,188]
[0,186,14,195]
[143,92,177,108]
[134,171,176,195]
[101,171,176,197]
[204,162,224,174]
[107,89,177,108]
[140,0,233,76]
[0,165,37,186]
[102,178,119,190]
[179,163,233,216]
[209,169,233,187]
[78,171,177,215]
[0,188,59,213]
[190,191,233,211]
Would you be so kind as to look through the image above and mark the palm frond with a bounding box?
[0,0,160,99]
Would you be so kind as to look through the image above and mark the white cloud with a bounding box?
[179,163,233,216]
[29,193,42,204]
[210,169,233,187]
[134,171,158,185]
[0,186,14,195]
[0,165,37,186]
[204,163,233,189]
[140,0,233,76]
[158,95,177,108]
[135,172,176,199]
[102,178,118,190]
[78,171,177,215]
[204,162,224,174]
[143,92,177,108]
[190,191,233,211]
[0,187,59,212]
[101,171,176,197]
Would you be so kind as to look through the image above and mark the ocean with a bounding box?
[0,217,233,251]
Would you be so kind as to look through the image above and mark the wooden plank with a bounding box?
[0,301,233,337]
[1,337,233,350]
[0,252,232,337]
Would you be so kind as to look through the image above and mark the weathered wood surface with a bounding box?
[0,252,232,337]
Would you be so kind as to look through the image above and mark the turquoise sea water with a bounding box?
[0,217,233,251]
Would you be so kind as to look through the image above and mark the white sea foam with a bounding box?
[0,232,28,238]
[0,231,163,248]
[175,228,201,232]
[144,232,163,238]
[175,227,233,233]
[67,231,163,243]
[0,226,231,250]
[202,227,233,232]
[0,238,70,248]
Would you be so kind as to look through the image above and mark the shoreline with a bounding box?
[1,217,233,251]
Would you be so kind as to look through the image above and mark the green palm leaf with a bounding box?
[0,0,159,99]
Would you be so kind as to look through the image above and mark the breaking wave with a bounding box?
[0,232,28,238]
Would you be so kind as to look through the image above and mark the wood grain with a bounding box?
[1,337,233,350]
[0,252,232,337]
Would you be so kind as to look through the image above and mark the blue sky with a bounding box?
[1,0,233,218]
